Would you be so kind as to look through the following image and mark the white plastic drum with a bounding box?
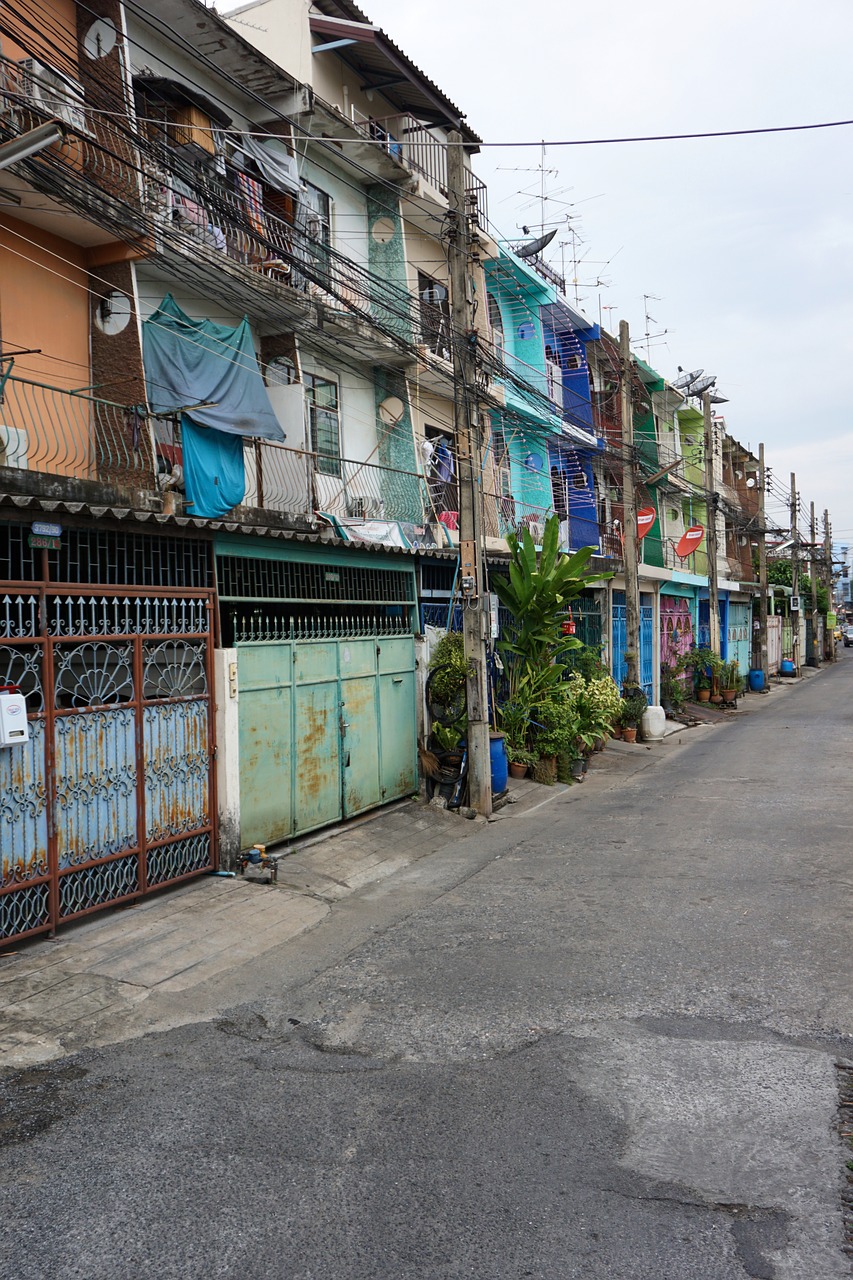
[640,705,666,742]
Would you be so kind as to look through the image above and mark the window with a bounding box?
[300,182,331,251]
[305,373,340,476]
[488,294,504,362]
[418,271,451,359]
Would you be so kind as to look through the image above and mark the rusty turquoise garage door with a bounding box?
[237,619,417,848]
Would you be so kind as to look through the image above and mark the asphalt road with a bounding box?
[2,660,852,1280]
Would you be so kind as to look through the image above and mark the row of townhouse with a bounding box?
[0,0,767,946]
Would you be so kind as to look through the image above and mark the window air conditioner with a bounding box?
[0,426,29,469]
[19,58,87,132]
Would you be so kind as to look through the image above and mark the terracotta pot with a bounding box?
[709,693,723,705]
[611,724,623,739]
[696,689,711,703]
[508,761,529,779]
[622,726,638,743]
[721,688,737,703]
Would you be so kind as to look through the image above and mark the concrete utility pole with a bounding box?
[619,320,640,690]
[824,509,835,661]
[702,391,721,654]
[757,443,769,683]
[809,501,819,667]
[446,129,491,817]
[790,473,799,675]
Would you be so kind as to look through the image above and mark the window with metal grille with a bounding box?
[0,521,41,582]
[305,373,341,477]
[0,521,212,587]
[217,554,414,605]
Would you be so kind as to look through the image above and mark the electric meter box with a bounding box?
[0,692,29,746]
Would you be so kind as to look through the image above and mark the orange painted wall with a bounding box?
[0,0,79,73]
[0,214,92,475]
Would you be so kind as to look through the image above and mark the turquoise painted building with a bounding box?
[484,246,603,550]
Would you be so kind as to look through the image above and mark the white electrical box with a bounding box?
[0,692,29,746]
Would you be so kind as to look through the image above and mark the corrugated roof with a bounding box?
[0,492,457,560]
[310,0,481,145]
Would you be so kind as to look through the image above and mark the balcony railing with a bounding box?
[0,375,155,488]
[349,108,488,226]
[243,441,428,526]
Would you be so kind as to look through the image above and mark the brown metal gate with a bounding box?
[0,584,217,943]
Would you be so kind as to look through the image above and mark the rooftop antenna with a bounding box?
[642,294,661,361]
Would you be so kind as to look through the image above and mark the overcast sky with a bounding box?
[224,0,853,547]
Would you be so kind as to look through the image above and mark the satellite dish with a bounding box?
[514,228,558,259]
[689,375,716,396]
[709,393,729,404]
[420,283,447,305]
[745,477,756,489]
[675,525,704,558]
[672,367,703,390]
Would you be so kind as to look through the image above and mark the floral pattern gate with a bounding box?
[0,587,216,943]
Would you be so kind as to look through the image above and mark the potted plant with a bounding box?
[506,745,536,779]
[720,659,740,704]
[618,693,647,743]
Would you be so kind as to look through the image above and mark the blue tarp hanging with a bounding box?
[142,295,283,441]
[142,294,284,519]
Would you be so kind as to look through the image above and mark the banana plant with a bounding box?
[493,515,612,670]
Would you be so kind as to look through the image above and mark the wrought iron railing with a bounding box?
[0,375,154,486]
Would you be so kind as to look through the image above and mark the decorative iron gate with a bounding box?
[0,587,216,943]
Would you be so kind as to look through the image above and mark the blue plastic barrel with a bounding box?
[490,732,508,794]
[780,659,795,675]
[748,668,765,692]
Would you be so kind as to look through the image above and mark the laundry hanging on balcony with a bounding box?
[142,294,283,518]
[231,133,303,197]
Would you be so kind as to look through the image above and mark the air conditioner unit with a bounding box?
[19,58,87,132]
[347,495,384,519]
[0,426,29,469]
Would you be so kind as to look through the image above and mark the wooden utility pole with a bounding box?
[809,501,819,666]
[790,473,799,674]
[446,129,491,816]
[757,443,769,682]
[702,390,721,654]
[619,320,640,690]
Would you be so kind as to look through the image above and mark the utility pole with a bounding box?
[824,509,834,661]
[703,390,721,654]
[619,320,640,691]
[757,443,769,683]
[446,130,491,816]
[809,501,819,666]
[790,473,799,675]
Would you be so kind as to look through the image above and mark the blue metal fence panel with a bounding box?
[612,591,654,700]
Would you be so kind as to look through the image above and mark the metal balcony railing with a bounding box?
[243,441,428,526]
[0,375,154,488]
[349,108,488,226]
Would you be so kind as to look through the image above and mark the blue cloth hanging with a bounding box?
[181,416,245,518]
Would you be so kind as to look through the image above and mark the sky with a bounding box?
[224,0,853,547]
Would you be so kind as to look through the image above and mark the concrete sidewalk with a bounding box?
[0,708,727,1073]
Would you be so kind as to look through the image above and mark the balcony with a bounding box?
[348,110,488,227]
[0,375,435,533]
